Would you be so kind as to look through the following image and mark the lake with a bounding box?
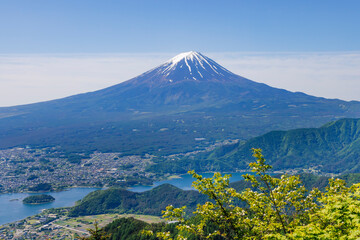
[0,187,100,225]
[0,171,248,225]
[130,172,249,192]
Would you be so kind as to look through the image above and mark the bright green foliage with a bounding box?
[240,149,320,239]
[158,148,360,239]
[290,180,360,239]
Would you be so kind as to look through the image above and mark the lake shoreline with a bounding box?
[0,187,101,226]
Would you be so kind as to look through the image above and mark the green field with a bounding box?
[53,214,162,237]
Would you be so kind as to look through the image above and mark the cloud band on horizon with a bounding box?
[0,52,359,107]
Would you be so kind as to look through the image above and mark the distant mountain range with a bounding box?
[1,51,360,154]
[162,118,360,174]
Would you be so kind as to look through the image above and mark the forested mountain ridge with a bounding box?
[188,118,360,173]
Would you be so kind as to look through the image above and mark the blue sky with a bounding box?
[0,1,360,106]
[1,0,360,53]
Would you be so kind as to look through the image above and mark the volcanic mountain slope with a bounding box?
[0,51,360,154]
[180,118,360,174]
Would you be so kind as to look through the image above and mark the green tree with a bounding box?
[290,179,360,239]
[81,221,110,240]
[156,148,360,239]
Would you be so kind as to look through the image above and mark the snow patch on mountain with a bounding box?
[158,51,234,81]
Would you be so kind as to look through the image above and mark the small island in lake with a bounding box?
[23,194,55,204]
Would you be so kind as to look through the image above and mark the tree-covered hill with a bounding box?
[68,172,360,217]
[80,168,360,239]
[152,118,360,174]
[23,194,55,204]
[68,184,208,217]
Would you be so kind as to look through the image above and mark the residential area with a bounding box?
[0,147,156,193]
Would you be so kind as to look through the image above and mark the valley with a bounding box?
[0,52,360,239]
[3,171,360,239]
[0,147,154,193]
[0,209,162,240]
[3,0,360,238]
[0,138,237,194]
[1,52,360,196]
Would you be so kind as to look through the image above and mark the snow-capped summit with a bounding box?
[120,51,251,91]
[164,51,212,69]
[155,51,234,82]
[166,51,200,65]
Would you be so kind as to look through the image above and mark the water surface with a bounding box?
[0,172,250,225]
[0,187,99,225]
[130,172,249,192]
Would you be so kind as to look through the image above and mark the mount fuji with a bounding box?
[0,51,360,154]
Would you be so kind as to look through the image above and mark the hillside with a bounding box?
[175,118,360,174]
[1,52,360,154]
[68,184,208,217]
[68,172,360,217]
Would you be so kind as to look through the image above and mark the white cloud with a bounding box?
[0,52,360,107]
[0,53,168,107]
[209,52,360,101]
